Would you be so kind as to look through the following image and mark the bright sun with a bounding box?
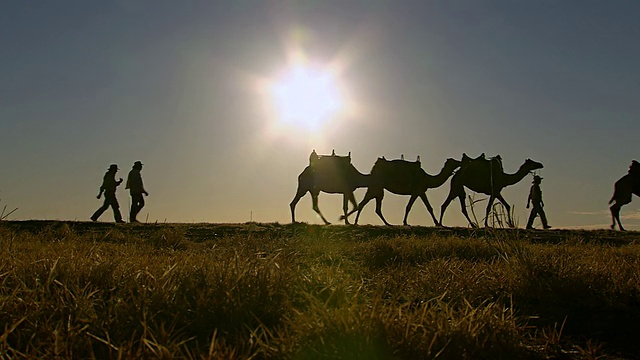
[270,65,343,131]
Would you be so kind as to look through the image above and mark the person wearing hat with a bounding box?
[91,164,125,223]
[126,161,148,223]
[526,175,550,229]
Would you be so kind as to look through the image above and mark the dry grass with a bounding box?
[1,222,639,359]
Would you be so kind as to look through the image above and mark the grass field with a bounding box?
[1,221,639,359]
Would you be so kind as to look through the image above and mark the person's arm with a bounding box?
[140,174,148,195]
[538,186,544,207]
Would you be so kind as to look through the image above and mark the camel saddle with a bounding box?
[371,156,422,177]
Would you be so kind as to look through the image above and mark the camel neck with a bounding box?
[427,165,457,187]
[355,172,371,188]
[504,165,531,186]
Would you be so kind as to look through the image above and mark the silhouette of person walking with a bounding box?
[126,161,148,223]
[526,175,550,229]
[91,164,125,223]
[609,160,640,230]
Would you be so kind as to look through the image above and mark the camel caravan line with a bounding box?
[290,150,639,230]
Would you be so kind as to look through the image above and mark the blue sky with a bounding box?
[2,1,639,229]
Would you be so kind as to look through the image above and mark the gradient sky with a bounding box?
[2,1,639,229]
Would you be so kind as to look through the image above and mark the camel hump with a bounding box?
[462,153,501,166]
[389,158,421,166]
[376,156,419,165]
[630,160,640,177]
[314,152,352,166]
[489,155,503,170]
[460,153,504,174]
[462,153,486,163]
[310,150,352,167]
[372,156,422,175]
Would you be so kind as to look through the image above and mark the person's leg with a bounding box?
[91,198,109,221]
[137,195,145,212]
[526,207,538,229]
[130,193,144,222]
[129,195,135,222]
[538,204,550,229]
[107,194,124,223]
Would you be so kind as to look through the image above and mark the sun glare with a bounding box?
[270,65,343,130]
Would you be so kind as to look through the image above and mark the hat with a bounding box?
[133,161,143,167]
[109,164,119,171]
[533,175,543,183]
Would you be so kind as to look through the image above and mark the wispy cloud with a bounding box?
[621,210,640,221]
[563,209,640,230]
[569,210,609,216]
[559,223,612,230]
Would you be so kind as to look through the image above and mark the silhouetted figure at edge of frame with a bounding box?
[526,175,550,230]
[609,160,640,231]
[126,160,148,223]
[91,164,125,223]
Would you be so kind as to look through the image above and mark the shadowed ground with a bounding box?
[1,220,640,358]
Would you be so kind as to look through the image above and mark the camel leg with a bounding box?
[374,193,392,226]
[290,187,308,223]
[484,195,496,227]
[610,200,628,231]
[610,202,622,230]
[354,193,374,225]
[418,192,440,226]
[440,186,461,226]
[495,194,514,228]
[311,192,331,225]
[345,192,360,219]
[403,195,419,226]
[457,191,477,228]
[355,188,382,225]
[341,192,359,225]
[610,195,631,230]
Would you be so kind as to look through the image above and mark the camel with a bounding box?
[354,157,462,226]
[290,151,370,225]
[609,160,640,231]
[440,155,544,228]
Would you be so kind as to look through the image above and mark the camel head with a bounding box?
[523,159,544,172]
[375,156,389,165]
[444,158,462,171]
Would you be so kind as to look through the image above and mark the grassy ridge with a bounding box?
[0,221,639,359]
